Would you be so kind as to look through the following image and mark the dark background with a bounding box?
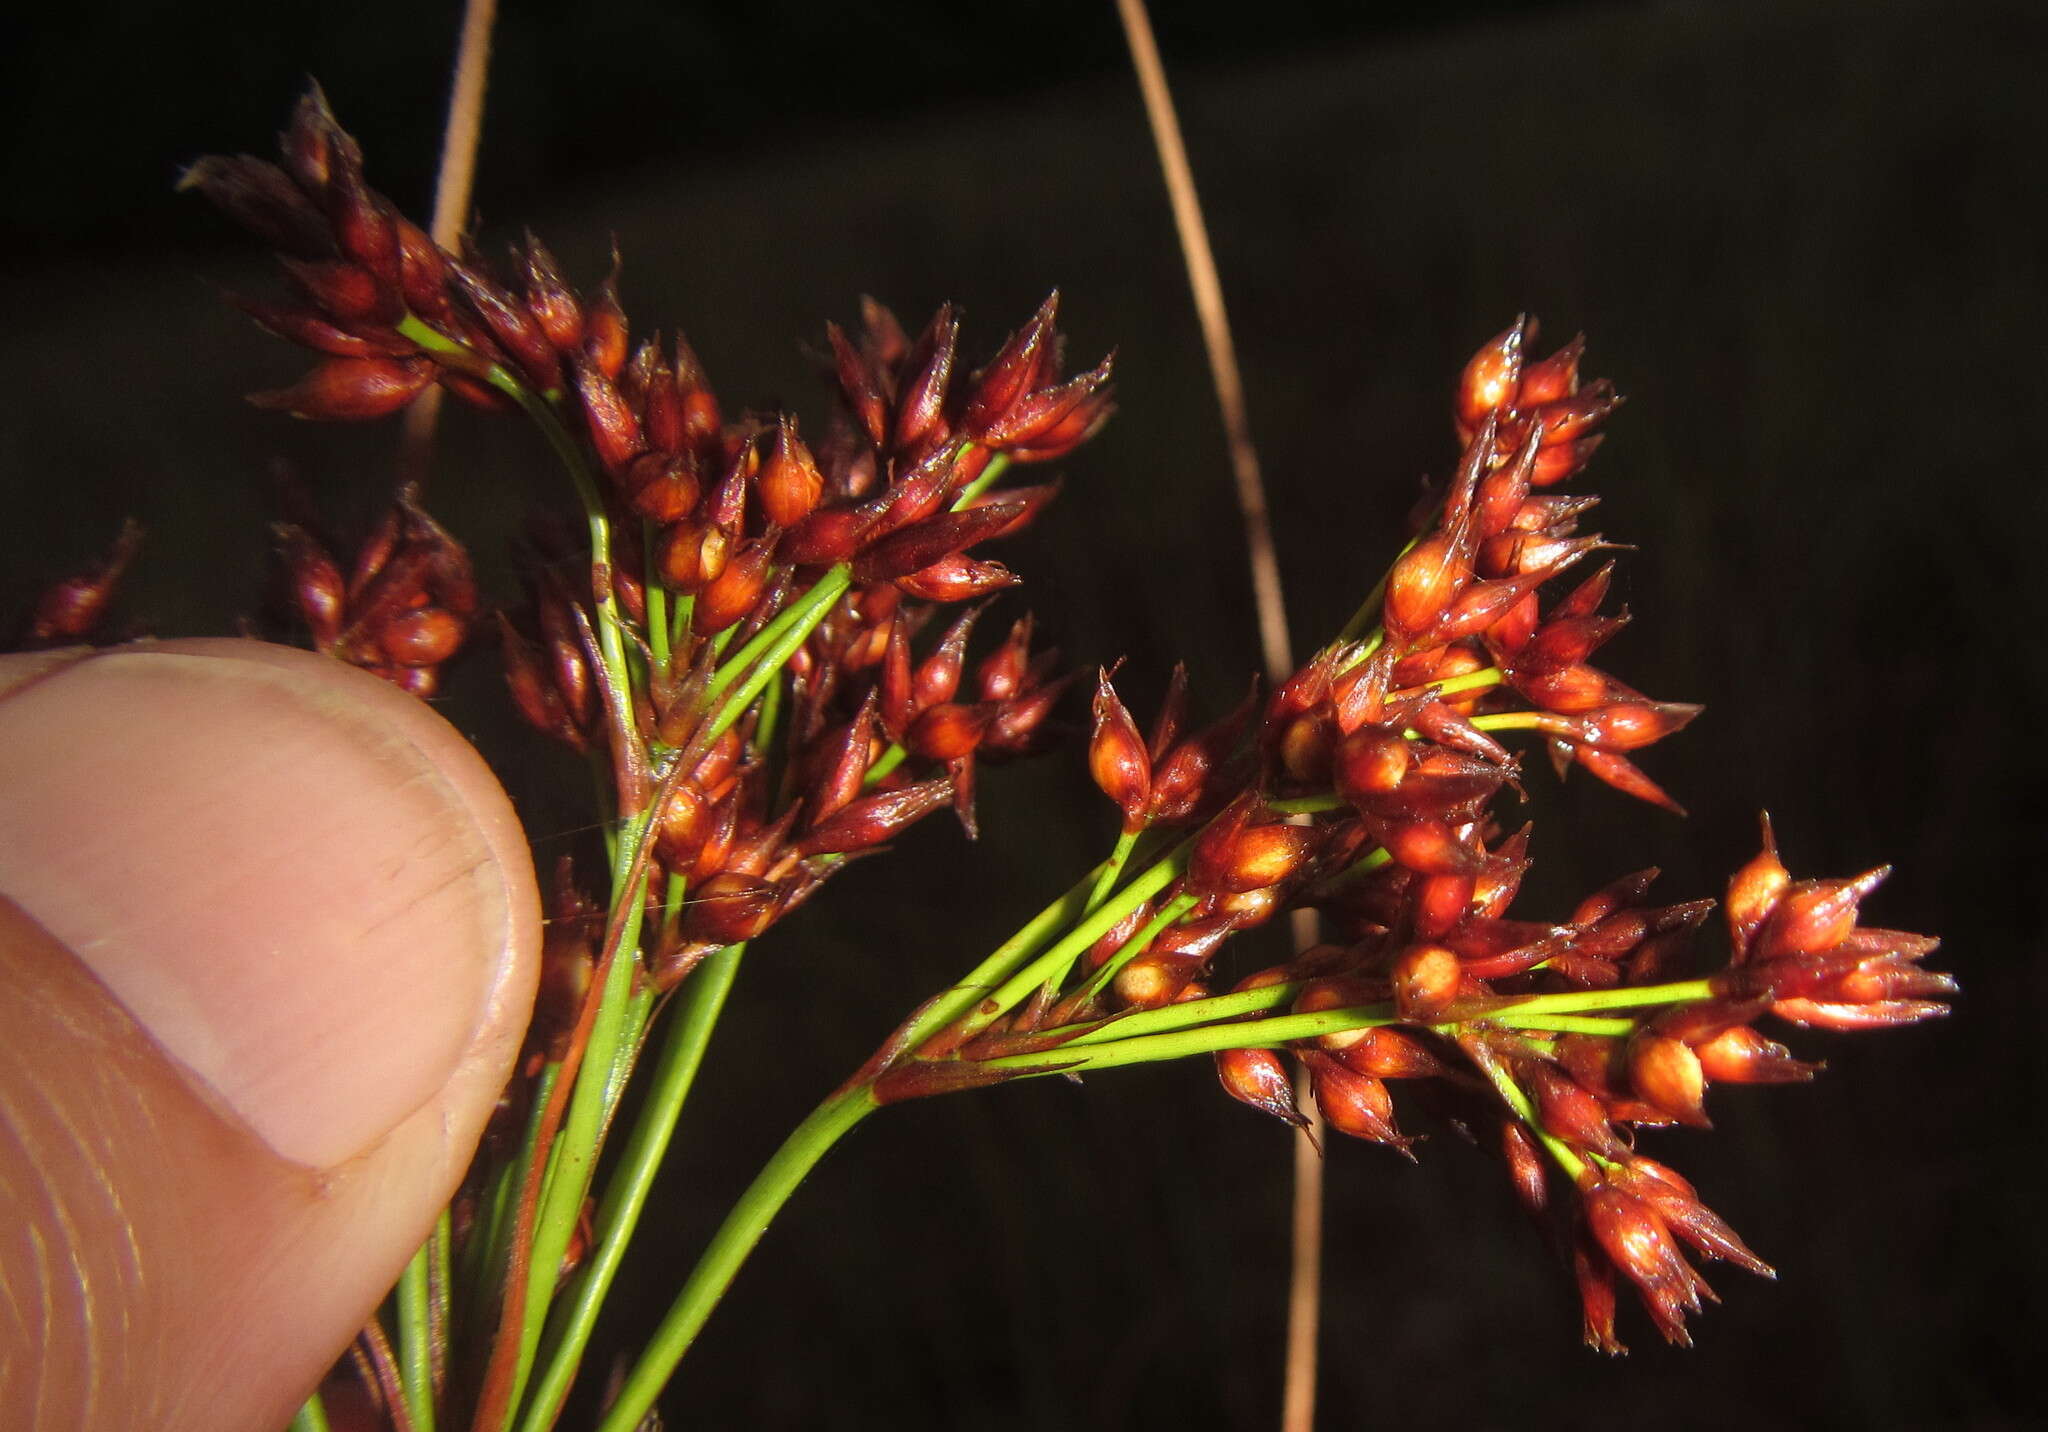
[3,0,2041,1427]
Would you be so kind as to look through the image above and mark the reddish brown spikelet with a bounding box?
[1373,816,1481,877]
[1754,867,1890,962]
[1726,814,1791,962]
[760,415,826,528]
[521,235,585,353]
[656,519,731,595]
[320,134,398,287]
[690,537,776,637]
[572,356,644,478]
[796,775,955,856]
[28,519,144,643]
[583,276,629,380]
[178,154,334,259]
[1518,333,1584,406]
[1525,1060,1628,1157]
[230,296,412,358]
[827,321,889,448]
[854,500,1028,583]
[392,217,449,320]
[1620,1159,1774,1278]
[380,606,463,667]
[1573,746,1687,816]
[498,613,582,750]
[681,872,783,945]
[1190,799,1313,894]
[806,692,881,825]
[1383,534,1472,646]
[1333,728,1413,808]
[894,304,959,454]
[914,603,984,710]
[1302,1052,1414,1157]
[1336,1025,1449,1080]
[1769,994,1949,1031]
[963,291,1058,437]
[249,355,431,420]
[1573,1237,1627,1356]
[783,504,877,567]
[449,259,561,391]
[1289,975,1384,1052]
[1148,679,1256,824]
[1692,1025,1818,1084]
[624,451,702,524]
[1214,1047,1312,1137]
[1576,700,1703,752]
[1455,317,1527,430]
[535,582,594,730]
[1583,1183,1711,1347]
[1088,667,1152,831]
[906,702,996,762]
[975,614,1035,702]
[279,255,400,327]
[1501,1119,1551,1216]
[977,353,1116,451]
[1009,385,1116,463]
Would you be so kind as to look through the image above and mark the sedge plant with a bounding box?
[15,83,1951,1432]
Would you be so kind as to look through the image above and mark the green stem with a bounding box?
[397,315,630,688]
[862,743,908,787]
[427,1210,451,1408]
[469,1066,561,1322]
[1429,665,1504,698]
[594,1087,879,1432]
[599,984,657,1131]
[1466,1039,1589,1182]
[1069,892,1200,1007]
[396,1235,436,1432]
[290,1392,331,1432]
[645,551,672,674]
[509,880,648,1419]
[1084,828,1140,914]
[981,1003,1400,1073]
[703,567,850,707]
[894,848,1147,1053]
[1487,1012,1637,1036]
[1058,979,1303,1045]
[517,944,748,1432]
[1477,978,1714,1015]
[692,566,852,756]
[952,450,1011,506]
[972,837,1193,1027]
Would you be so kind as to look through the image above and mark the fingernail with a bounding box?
[0,641,535,1167]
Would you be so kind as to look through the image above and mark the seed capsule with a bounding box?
[379,605,464,666]
[1391,942,1462,1021]
[1692,1025,1819,1084]
[1303,1053,1414,1157]
[1627,1032,1710,1128]
[1087,668,1152,831]
[760,415,826,527]
[1214,1047,1311,1136]
[248,355,431,420]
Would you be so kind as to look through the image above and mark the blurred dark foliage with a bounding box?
[2,0,2041,1427]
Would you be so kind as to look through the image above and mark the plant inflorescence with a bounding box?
[18,80,1949,1431]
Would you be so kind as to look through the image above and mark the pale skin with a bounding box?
[0,639,541,1431]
